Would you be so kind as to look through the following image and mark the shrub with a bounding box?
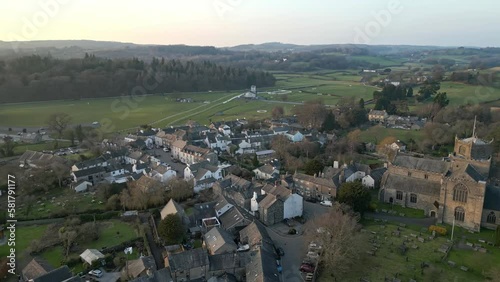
[288,228,297,235]
[429,225,447,236]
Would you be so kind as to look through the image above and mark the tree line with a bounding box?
[0,54,276,103]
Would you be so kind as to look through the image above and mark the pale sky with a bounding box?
[1,0,499,47]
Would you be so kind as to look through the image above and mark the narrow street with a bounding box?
[139,213,165,269]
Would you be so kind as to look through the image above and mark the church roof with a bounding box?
[382,173,441,197]
[392,155,449,174]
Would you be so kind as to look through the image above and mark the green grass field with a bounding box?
[13,141,72,155]
[0,225,49,258]
[439,81,500,106]
[359,125,425,144]
[0,69,498,131]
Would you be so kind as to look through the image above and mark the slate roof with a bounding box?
[484,185,500,211]
[255,164,277,176]
[168,248,209,272]
[370,167,388,183]
[74,156,106,169]
[19,150,65,165]
[344,163,371,179]
[245,247,280,282]
[392,155,449,174]
[34,265,73,282]
[129,268,173,282]
[258,194,278,210]
[72,166,106,177]
[293,173,336,188]
[193,202,217,222]
[209,253,245,272]
[239,221,273,247]
[22,257,54,281]
[124,256,157,278]
[260,184,291,198]
[204,227,237,254]
[218,206,250,230]
[381,173,441,197]
[464,164,486,182]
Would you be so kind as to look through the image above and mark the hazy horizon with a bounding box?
[2,0,500,48]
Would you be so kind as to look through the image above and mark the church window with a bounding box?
[459,145,466,155]
[407,171,412,177]
[487,212,496,224]
[396,191,403,200]
[455,207,465,222]
[424,174,429,179]
[453,184,468,203]
[410,193,417,203]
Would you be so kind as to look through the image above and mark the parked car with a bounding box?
[300,263,315,273]
[88,269,103,278]
[163,147,171,152]
[320,200,332,207]
[276,260,282,274]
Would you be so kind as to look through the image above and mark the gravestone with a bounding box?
[466,242,473,247]
[410,233,417,238]
[460,266,469,272]
[399,223,406,228]
[479,248,487,253]
[448,261,456,267]
[478,239,486,243]
[399,213,405,217]
[418,237,425,243]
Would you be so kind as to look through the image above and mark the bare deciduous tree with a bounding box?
[303,203,366,281]
[47,112,72,139]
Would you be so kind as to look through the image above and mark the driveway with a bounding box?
[96,271,121,282]
[145,148,186,177]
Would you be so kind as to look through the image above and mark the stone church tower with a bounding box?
[439,119,493,231]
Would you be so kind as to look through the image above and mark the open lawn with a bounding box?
[13,141,72,155]
[0,225,49,258]
[350,55,406,67]
[359,125,425,144]
[320,221,493,282]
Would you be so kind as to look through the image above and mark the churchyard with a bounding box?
[320,219,500,282]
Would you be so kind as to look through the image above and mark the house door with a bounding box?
[389,197,393,204]
[430,211,436,217]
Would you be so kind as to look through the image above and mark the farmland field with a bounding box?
[1,70,499,131]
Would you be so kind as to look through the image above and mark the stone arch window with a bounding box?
[396,191,403,201]
[410,193,417,203]
[487,212,496,224]
[459,145,466,155]
[454,207,465,222]
[453,184,468,203]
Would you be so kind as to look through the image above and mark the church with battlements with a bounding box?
[380,124,499,231]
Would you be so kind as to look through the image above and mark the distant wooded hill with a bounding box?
[0,55,276,103]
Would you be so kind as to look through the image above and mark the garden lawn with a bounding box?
[0,225,49,258]
[359,125,425,144]
[13,141,72,155]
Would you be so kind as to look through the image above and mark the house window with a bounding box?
[487,212,496,224]
[454,207,465,222]
[407,171,412,177]
[396,191,403,201]
[410,193,417,203]
[453,184,468,203]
